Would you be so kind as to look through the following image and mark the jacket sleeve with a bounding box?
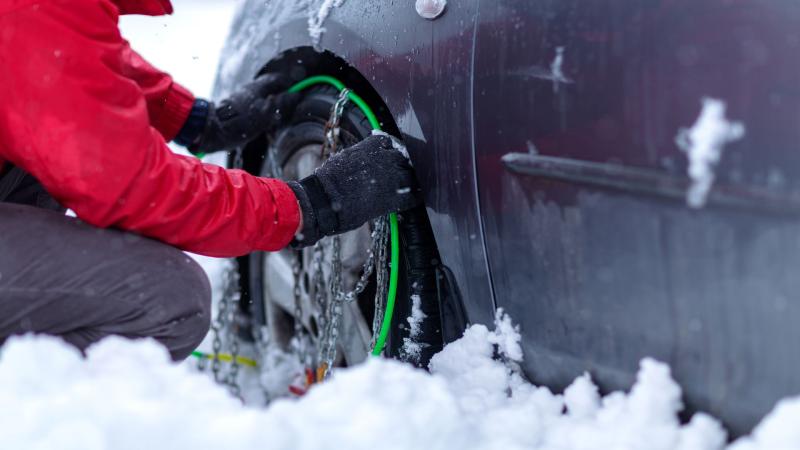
[0,1,300,257]
[119,40,195,142]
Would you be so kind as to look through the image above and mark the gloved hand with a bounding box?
[175,73,301,154]
[288,135,422,248]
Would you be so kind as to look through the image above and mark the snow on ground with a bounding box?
[1,312,798,450]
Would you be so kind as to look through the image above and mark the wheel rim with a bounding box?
[261,141,373,367]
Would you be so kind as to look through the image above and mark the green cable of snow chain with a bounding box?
[289,76,382,131]
[288,75,399,357]
[371,213,400,356]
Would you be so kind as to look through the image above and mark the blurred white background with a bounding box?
[119,0,242,99]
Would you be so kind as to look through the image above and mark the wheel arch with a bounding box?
[214,0,494,350]
[221,46,469,365]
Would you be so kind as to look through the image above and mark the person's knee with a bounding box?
[168,307,211,360]
[166,256,212,360]
[141,250,212,360]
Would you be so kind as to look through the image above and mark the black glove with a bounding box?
[175,73,301,154]
[288,135,422,248]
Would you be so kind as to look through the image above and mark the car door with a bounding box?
[472,0,800,434]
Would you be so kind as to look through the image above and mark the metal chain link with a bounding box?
[320,89,351,159]
[208,89,395,396]
[312,88,394,377]
[371,217,390,349]
[210,280,227,383]
[291,252,310,369]
[317,236,342,379]
[314,89,352,380]
[227,309,242,397]
[204,258,245,399]
[312,244,327,312]
[342,217,383,304]
[251,324,273,406]
[222,264,243,398]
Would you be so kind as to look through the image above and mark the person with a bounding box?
[0,0,420,360]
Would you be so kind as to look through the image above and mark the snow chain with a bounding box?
[201,89,392,398]
[202,259,244,399]
[288,88,391,383]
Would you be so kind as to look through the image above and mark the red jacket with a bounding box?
[0,0,300,257]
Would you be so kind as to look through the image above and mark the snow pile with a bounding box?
[1,313,799,449]
[0,336,265,449]
[675,98,745,208]
[430,314,726,450]
[730,399,800,450]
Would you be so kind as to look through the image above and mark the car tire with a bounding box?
[233,85,444,368]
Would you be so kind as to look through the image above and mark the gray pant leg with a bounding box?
[0,203,212,360]
[0,165,64,212]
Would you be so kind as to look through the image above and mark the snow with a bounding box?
[675,98,745,208]
[3,311,800,449]
[730,399,800,450]
[308,0,346,46]
[487,308,524,362]
[401,294,427,362]
[563,373,600,420]
[257,343,305,400]
[372,130,413,162]
[550,46,569,93]
[513,46,572,92]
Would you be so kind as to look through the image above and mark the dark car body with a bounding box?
[214,0,800,435]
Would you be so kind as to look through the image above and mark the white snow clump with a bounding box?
[675,98,745,209]
[401,294,428,362]
[308,0,345,46]
[0,311,798,449]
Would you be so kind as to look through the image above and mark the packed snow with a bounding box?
[2,311,800,450]
[675,98,745,208]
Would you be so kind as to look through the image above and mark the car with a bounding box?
[212,0,800,435]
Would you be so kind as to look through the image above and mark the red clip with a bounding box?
[288,385,307,396]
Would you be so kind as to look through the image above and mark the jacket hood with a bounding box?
[111,0,173,16]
